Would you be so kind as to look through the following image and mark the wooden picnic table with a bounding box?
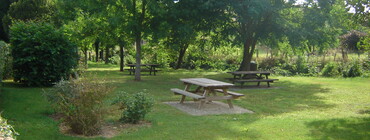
[227,71,278,87]
[170,78,244,109]
[126,64,160,75]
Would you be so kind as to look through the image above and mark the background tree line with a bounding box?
[0,0,369,83]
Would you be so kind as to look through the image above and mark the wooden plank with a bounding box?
[228,71,271,75]
[233,79,279,82]
[171,88,205,99]
[214,89,244,97]
[180,78,234,87]
[126,64,159,67]
[204,95,234,100]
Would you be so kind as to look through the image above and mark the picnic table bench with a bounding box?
[170,78,244,109]
[227,71,278,87]
[127,64,161,75]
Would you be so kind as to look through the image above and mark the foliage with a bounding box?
[270,66,292,76]
[321,62,341,77]
[0,41,12,81]
[258,57,286,70]
[345,0,369,26]
[44,76,113,136]
[0,0,13,41]
[224,0,289,71]
[2,0,55,41]
[0,114,19,139]
[10,21,77,86]
[113,91,154,124]
[0,41,6,82]
[343,61,363,77]
[340,30,367,52]
[358,33,370,54]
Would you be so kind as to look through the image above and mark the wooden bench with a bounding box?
[229,78,279,87]
[214,89,244,98]
[171,88,205,104]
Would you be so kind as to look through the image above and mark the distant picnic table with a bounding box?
[126,64,160,75]
[170,78,244,109]
[227,71,278,87]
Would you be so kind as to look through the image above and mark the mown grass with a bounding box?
[0,62,369,140]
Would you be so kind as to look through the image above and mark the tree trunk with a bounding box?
[134,0,146,81]
[100,50,104,61]
[88,51,91,61]
[105,47,109,64]
[119,43,125,72]
[239,38,256,71]
[175,44,188,69]
[94,40,99,62]
[341,48,348,62]
[83,49,88,68]
[135,38,142,81]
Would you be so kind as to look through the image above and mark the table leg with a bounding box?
[180,84,191,103]
[130,66,134,75]
[222,88,234,109]
[198,89,209,109]
[199,100,205,109]
[152,66,155,76]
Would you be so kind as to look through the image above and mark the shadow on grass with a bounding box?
[230,79,334,116]
[306,117,370,140]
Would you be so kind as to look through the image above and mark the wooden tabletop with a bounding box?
[228,71,271,75]
[126,64,159,67]
[180,78,234,87]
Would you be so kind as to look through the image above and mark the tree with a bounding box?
[345,0,369,26]
[224,0,288,71]
[164,0,227,69]
[0,0,14,41]
[340,30,367,55]
[2,0,55,41]
[122,0,170,81]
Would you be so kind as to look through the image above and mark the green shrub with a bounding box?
[292,56,309,74]
[343,61,363,77]
[10,21,78,86]
[361,59,370,71]
[113,91,154,124]
[321,62,340,77]
[258,57,286,70]
[271,67,292,76]
[0,41,6,83]
[44,76,113,136]
[0,114,19,139]
[0,41,12,81]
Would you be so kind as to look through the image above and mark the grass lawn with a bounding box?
[1,62,369,140]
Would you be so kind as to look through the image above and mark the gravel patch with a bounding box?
[164,101,253,116]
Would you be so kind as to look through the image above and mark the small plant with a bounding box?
[321,62,340,77]
[44,76,113,136]
[0,114,19,139]
[343,61,363,77]
[113,91,154,124]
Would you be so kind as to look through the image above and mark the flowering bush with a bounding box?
[0,114,18,139]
